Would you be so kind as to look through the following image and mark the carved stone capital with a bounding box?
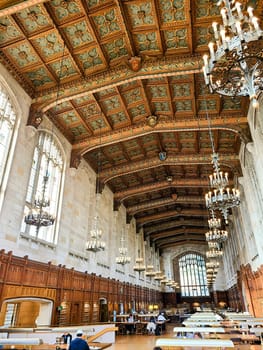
[27,106,43,128]
[70,151,81,169]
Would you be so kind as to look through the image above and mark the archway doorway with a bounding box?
[99,298,108,322]
[0,297,53,327]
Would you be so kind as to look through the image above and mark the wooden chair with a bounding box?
[117,323,126,335]
[135,322,144,335]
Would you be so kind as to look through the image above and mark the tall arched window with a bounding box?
[0,83,17,209]
[21,131,64,244]
[179,253,209,297]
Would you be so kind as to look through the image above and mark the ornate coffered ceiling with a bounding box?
[0,0,257,251]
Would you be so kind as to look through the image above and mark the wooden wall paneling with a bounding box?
[58,301,71,326]
[81,301,91,324]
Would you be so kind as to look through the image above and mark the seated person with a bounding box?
[126,313,135,334]
[146,316,156,334]
[61,332,72,345]
[157,312,167,332]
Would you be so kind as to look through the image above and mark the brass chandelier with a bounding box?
[203,0,263,108]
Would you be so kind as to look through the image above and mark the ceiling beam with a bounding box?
[69,116,249,160]
[114,178,208,201]
[99,153,239,183]
[136,208,208,226]
[127,195,204,214]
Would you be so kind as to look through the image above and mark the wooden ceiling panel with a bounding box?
[0,0,255,250]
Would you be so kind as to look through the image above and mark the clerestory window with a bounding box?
[0,83,17,210]
[179,253,209,297]
[21,130,64,244]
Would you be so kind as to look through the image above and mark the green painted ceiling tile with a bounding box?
[76,47,103,71]
[126,2,154,28]
[81,104,100,119]
[149,85,168,98]
[107,144,122,153]
[102,96,120,110]
[123,88,142,105]
[179,131,194,139]
[88,118,106,131]
[144,144,158,152]
[108,111,127,125]
[135,32,159,52]
[198,99,216,111]
[113,154,126,162]
[141,134,155,143]
[60,111,79,124]
[49,57,78,80]
[32,32,64,61]
[96,88,116,98]
[50,0,82,23]
[164,29,188,50]
[72,95,92,106]
[222,97,242,110]
[92,8,120,38]
[24,67,53,87]
[195,26,214,47]
[129,105,146,118]
[50,101,72,113]
[153,101,170,112]
[15,5,52,34]
[173,84,191,97]
[175,100,192,111]
[70,124,88,137]
[86,0,108,9]
[0,17,23,44]
[5,42,40,68]
[62,20,93,49]
[159,0,185,23]
[195,0,219,19]
[103,38,128,60]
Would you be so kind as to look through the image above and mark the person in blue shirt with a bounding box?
[69,330,89,350]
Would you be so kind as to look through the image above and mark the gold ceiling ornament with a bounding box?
[203,0,263,109]
[146,114,158,127]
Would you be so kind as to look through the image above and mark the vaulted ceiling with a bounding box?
[0,0,255,251]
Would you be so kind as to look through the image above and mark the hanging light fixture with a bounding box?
[205,227,228,243]
[24,45,67,233]
[204,153,240,223]
[206,247,223,259]
[145,247,157,277]
[204,104,241,223]
[133,256,146,273]
[154,271,164,281]
[116,230,131,265]
[133,233,146,273]
[86,213,106,252]
[24,169,55,229]
[206,259,220,269]
[203,0,263,108]
[205,211,228,243]
[86,122,106,253]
